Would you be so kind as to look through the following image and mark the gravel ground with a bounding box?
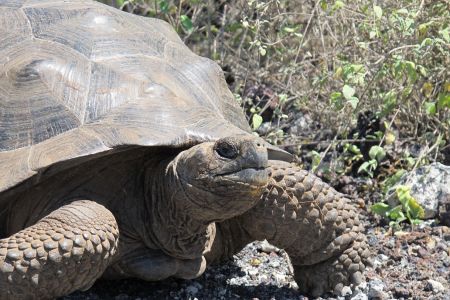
[63,219,450,300]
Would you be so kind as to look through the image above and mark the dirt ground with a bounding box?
[63,203,450,300]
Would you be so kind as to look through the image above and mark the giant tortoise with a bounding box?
[0,0,370,298]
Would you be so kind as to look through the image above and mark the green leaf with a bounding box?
[159,0,169,13]
[342,85,355,99]
[407,197,425,220]
[310,150,322,172]
[424,102,437,115]
[259,46,267,56]
[437,93,450,109]
[387,206,406,222]
[344,143,361,155]
[282,26,296,33]
[371,202,390,216]
[180,15,194,33]
[330,92,343,109]
[252,114,263,130]
[347,97,359,109]
[439,27,450,43]
[331,0,344,11]
[373,5,383,19]
[395,185,425,221]
[404,61,417,82]
[357,160,377,177]
[369,145,386,162]
[420,37,433,47]
[396,8,408,15]
[382,169,406,194]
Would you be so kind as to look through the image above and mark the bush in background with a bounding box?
[100,0,449,194]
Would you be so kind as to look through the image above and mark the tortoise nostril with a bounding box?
[215,140,239,159]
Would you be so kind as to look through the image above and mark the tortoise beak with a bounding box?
[219,167,269,187]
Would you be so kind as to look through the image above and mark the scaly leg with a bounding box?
[0,200,119,299]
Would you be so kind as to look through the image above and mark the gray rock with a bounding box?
[350,290,368,300]
[368,279,388,300]
[186,285,199,295]
[340,286,353,296]
[288,113,313,136]
[425,279,446,293]
[387,163,450,219]
[269,260,281,268]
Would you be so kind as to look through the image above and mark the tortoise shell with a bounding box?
[0,0,267,193]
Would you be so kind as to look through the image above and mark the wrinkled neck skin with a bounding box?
[137,157,215,260]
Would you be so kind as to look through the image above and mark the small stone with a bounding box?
[394,286,411,298]
[350,290,368,300]
[269,260,280,268]
[258,240,279,253]
[273,273,285,283]
[186,285,199,295]
[340,286,352,296]
[368,279,387,299]
[247,268,258,276]
[425,279,445,293]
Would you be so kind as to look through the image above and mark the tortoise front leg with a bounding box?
[207,161,371,297]
[0,200,119,299]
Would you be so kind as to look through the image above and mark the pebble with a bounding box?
[258,239,280,253]
[186,285,198,295]
[340,286,352,296]
[269,260,281,268]
[425,279,445,293]
[349,290,368,300]
[247,268,259,276]
[368,279,388,300]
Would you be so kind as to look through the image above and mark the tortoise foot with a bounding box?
[294,231,370,297]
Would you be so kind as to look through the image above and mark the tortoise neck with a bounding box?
[140,156,214,259]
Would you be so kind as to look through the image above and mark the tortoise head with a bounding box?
[172,136,269,222]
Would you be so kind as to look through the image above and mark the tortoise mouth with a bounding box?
[216,167,269,187]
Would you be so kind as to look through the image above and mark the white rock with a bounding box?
[259,239,280,253]
[426,279,446,293]
[274,273,285,283]
[349,290,368,300]
[247,268,258,276]
[340,286,352,296]
[387,163,450,219]
[269,260,281,268]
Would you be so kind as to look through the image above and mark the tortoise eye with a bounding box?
[215,140,239,159]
